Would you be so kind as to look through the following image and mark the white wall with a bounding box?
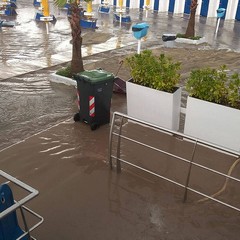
[174,0,184,14]
[225,0,238,20]
[207,0,220,17]
[130,0,139,9]
[159,0,169,12]
[94,0,239,20]
[196,0,203,15]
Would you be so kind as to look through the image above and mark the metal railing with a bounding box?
[0,170,44,240]
[108,112,240,212]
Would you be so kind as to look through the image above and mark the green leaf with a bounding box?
[186,65,240,109]
[124,50,181,93]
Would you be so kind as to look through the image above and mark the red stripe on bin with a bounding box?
[89,96,95,117]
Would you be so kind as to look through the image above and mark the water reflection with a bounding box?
[42,22,52,66]
[86,45,93,55]
[1,0,240,151]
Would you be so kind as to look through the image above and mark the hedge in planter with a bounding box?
[51,64,77,86]
[184,65,240,152]
[186,65,240,109]
[125,49,181,93]
[56,65,72,78]
[125,50,182,131]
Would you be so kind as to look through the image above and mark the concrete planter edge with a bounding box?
[126,80,182,131]
[51,73,77,87]
[184,96,240,153]
[175,37,207,45]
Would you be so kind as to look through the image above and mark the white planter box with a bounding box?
[51,73,77,87]
[126,81,182,131]
[184,96,240,152]
[175,37,206,45]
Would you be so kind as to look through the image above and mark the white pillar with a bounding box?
[158,0,170,12]
[174,0,184,14]
[159,0,169,12]
[130,0,139,9]
[196,0,203,16]
[225,0,238,20]
[208,0,220,17]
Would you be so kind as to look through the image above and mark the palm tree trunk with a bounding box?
[185,0,198,38]
[69,3,84,74]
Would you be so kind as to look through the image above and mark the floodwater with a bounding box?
[0,0,73,149]
[1,0,240,150]
[0,1,240,239]
[0,112,239,240]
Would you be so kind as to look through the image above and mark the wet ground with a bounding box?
[0,1,240,239]
[1,115,239,240]
[1,1,240,150]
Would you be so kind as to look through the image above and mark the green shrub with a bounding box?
[186,65,240,109]
[124,50,181,93]
[176,33,201,40]
[228,73,240,109]
[56,65,72,78]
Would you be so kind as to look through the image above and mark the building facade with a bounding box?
[97,0,240,21]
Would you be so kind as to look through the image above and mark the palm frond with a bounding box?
[53,0,76,8]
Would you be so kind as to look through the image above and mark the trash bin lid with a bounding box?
[162,33,176,42]
[74,69,114,84]
[162,33,176,37]
[132,22,149,31]
[217,8,226,13]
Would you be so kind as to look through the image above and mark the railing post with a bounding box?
[116,116,124,173]
[108,113,124,172]
[183,140,198,203]
[108,112,240,212]
[108,113,116,169]
[19,206,31,240]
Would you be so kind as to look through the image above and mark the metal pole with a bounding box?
[215,17,220,35]
[183,140,198,203]
[46,22,49,34]
[119,13,122,26]
[108,113,116,169]
[20,206,31,240]
[116,116,124,173]
[137,39,141,54]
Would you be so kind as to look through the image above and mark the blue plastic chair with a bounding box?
[0,184,29,240]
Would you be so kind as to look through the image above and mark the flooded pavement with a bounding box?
[1,1,240,80]
[0,116,239,240]
[0,68,76,149]
[0,1,240,239]
[2,44,240,150]
[1,2,240,149]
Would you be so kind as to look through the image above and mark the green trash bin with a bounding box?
[73,69,115,130]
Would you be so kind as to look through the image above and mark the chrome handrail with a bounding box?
[109,111,240,212]
[0,170,44,239]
